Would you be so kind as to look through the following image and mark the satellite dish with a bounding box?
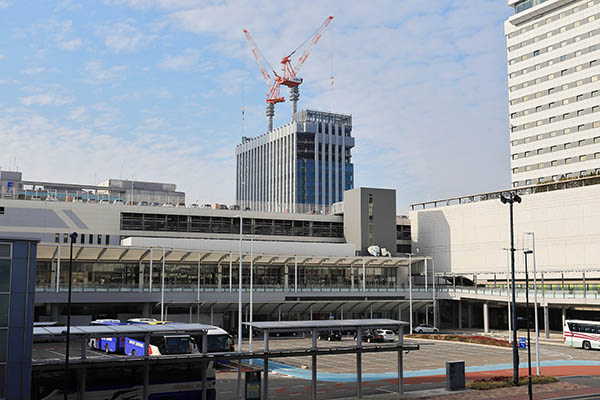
[367,245,381,257]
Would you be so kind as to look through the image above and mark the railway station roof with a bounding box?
[244,318,407,332]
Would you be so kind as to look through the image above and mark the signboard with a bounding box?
[519,337,527,349]
[245,370,261,400]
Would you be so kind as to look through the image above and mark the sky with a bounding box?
[0,0,513,212]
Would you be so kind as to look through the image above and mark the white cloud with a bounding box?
[82,60,127,85]
[99,22,153,53]
[20,93,73,106]
[0,106,235,204]
[158,49,213,72]
[22,67,45,75]
[0,53,5,61]
[58,38,82,50]
[0,1,11,9]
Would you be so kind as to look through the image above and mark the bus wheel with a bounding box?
[105,344,109,353]
[132,349,137,356]
[583,341,592,350]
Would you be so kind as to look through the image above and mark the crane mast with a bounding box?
[243,16,333,131]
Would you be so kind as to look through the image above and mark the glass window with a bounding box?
[0,295,7,326]
[0,330,6,362]
[0,260,9,292]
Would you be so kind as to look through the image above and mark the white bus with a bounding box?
[564,319,600,350]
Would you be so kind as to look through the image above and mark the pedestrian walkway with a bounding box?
[337,380,600,399]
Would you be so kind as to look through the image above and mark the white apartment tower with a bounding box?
[506,0,600,187]
[235,110,355,213]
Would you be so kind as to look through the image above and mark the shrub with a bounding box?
[466,376,558,390]
[405,334,511,347]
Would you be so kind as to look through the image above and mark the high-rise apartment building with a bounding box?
[506,0,600,187]
[236,109,354,213]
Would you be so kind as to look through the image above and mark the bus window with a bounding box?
[568,322,580,332]
[163,336,191,355]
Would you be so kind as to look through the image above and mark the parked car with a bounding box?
[354,329,384,343]
[413,324,439,334]
[318,331,342,341]
[375,329,396,342]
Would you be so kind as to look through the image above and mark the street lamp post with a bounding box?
[524,232,540,376]
[237,215,243,400]
[249,236,254,364]
[63,232,78,400]
[500,192,521,386]
[432,257,436,329]
[406,253,415,334]
[524,250,534,400]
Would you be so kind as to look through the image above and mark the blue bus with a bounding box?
[89,319,126,353]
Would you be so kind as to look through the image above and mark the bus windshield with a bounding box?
[164,336,191,355]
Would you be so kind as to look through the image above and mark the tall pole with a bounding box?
[510,198,519,385]
[238,215,243,400]
[525,251,533,400]
[501,192,520,386]
[408,253,413,333]
[525,232,540,376]
[64,232,77,400]
[161,248,165,320]
[432,257,436,328]
[249,236,254,362]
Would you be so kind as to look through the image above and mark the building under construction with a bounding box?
[235,109,354,213]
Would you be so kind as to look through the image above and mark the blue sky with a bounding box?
[0,0,513,211]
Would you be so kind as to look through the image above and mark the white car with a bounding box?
[376,329,396,342]
[414,324,439,334]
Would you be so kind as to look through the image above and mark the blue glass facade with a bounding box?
[296,159,316,205]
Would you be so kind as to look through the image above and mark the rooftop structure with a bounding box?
[0,169,184,205]
[236,109,354,213]
[506,0,600,188]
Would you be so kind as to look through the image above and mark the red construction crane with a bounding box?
[281,16,334,117]
[243,29,285,132]
[243,16,333,131]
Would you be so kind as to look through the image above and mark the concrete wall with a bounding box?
[410,184,600,274]
[344,187,397,256]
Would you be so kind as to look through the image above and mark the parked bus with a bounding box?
[89,319,126,353]
[564,319,600,350]
[124,318,194,356]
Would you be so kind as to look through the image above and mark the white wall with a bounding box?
[410,184,600,274]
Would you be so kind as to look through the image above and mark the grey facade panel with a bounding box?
[0,208,68,228]
[63,209,88,229]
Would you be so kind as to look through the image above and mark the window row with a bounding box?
[511,104,600,133]
[513,168,600,187]
[507,41,600,81]
[511,88,599,120]
[513,152,600,175]
[35,261,401,289]
[512,119,600,147]
[120,213,345,238]
[508,24,600,65]
[509,12,599,53]
[513,134,600,161]
[54,233,111,246]
[509,58,598,94]
[508,0,598,39]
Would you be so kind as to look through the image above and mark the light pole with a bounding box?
[64,231,77,400]
[237,215,243,400]
[406,252,415,333]
[432,257,436,329]
[249,236,254,364]
[160,247,165,320]
[524,232,540,376]
[500,192,521,386]
[503,248,512,343]
[524,250,534,400]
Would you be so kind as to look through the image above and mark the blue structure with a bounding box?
[0,237,37,400]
